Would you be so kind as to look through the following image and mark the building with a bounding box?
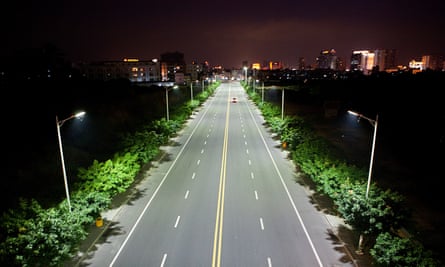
[80,58,160,82]
[350,49,397,74]
[160,51,186,82]
[316,49,338,70]
[422,54,444,71]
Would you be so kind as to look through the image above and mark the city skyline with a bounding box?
[4,0,445,69]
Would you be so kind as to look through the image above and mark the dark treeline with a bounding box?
[2,70,444,224]
[2,71,445,264]
[2,78,181,213]
[286,71,445,155]
[263,73,445,262]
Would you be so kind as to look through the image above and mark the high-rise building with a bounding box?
[350,49,397,74]
[298,57,306,70]
[316,49,338,70]
[422,54,444,71]
[160,51,186,82]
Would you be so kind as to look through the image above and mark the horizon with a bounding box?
[4,0,444,70]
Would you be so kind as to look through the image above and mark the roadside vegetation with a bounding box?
[0,81,219,266]
[242,81,442,267]
[1,77,441,267]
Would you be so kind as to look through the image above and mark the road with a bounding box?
[75,81,356,267]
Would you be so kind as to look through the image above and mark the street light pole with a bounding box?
[165,87,169,121]
[281,88,285,120]
[366,114,378,199]
[190,81,194,102]
[348,110,378,253]
[56,111,86,213]
[252,69,256,93]
[161,84,177,121]
[261,81,264,104]
[348,110,378,199]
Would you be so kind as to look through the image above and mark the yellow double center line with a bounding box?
[211,94,231,267]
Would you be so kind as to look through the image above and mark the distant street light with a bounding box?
[243,66,248,82]
[56,111,86,212]
[348,109,379,253]
[252,69,256,93]
[190,81,194,102]
[165,87,170,121]
[162,83,178,121]
[281,88,285,120]
[261,81,264,104]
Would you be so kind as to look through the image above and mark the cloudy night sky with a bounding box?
[5,0,445,68]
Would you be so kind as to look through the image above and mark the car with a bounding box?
[232,97,237,103]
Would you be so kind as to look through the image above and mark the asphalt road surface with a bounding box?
[74,81,357,267]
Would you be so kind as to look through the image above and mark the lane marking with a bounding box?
[251,172,254,179]
[254,190,258,200]
[184,190,189,199]
[160,253,167,267]
[246,100,324,267]
[259,217,264,230]
[267,257,272,267]
[212,90,231,267]
[109,85,215,267]
[174,216,180,228]
[192,172,196,179]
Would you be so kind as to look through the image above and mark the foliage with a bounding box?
[267,116,286,135]
[240,82,440,265]
[336,183,409,236]
[0,80,220,267]
[76,152,140,196]
[291,138,336,178]
[282,116,313,148]
[259,102,281,120]
[0,199,86,266]
[71,191,111,222]
[370,232,441,267]
[120,129,163,164]
[149,118,180,137]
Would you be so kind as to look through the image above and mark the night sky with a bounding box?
[5,0,445,68]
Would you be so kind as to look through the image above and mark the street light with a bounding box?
[56,111,86,212]
[281,87,285,120]
[252,69,256,93]
[190,81,194,102]
[348,109,378,253]
[261,81,264,104]
[243,66,248,82]
[165,86,170,121]
[348,110,378,199]
[160,83,178,121]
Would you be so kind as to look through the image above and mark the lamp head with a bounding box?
[74,111,86,118]
[347,110,359,116]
